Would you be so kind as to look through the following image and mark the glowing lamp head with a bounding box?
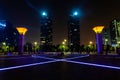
[34,41,38,45]
[42,12,47,16]
[64,39,67,42]
[62,42,65,45]
[105,39,108,42]
[16,27,28,35]
[73,11,78,16]
[89,41,93,44]
[93,26,104,34]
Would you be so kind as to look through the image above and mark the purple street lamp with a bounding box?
[16,27,28,55]
[93,26,104,54]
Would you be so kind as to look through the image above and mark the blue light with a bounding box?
[71,9,83,17]
[66,54,89,60]
[31,55,57,60]
[0,21,6,29]
[32,54,89,61]
[42,12,47,16]
[0,57,31,60]
[1,54,120,71]
[64,60,120,70]
[73,11,78,16]
[0,23,6,27]
[0,60,59,71]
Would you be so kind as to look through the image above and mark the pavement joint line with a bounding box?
[0,60,59,71]
[65,54,89,60]
[1,55,120,71]
[0,55,89,71]
[64,60,120,70]
[0,57,31,60]
[31,55,57,60]
[31,54,89,60]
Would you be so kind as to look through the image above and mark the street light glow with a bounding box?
[2,42,6,46]
[62,42,65,45]
[105,39,108,42]
[42,12,47,16]
[73,11,78,16]
[89,41,93,45]
[34,41,38,45]
[64,39,67,42]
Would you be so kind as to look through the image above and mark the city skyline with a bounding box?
[1,0,120,45]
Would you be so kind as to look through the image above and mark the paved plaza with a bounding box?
[0,53,120,80]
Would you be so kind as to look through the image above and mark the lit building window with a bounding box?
[74,29,77,31]
[13,32,16,35]
[41,41,45,44]
[45,23,48,25]
[6,38,8,40]
[70,43,73,45]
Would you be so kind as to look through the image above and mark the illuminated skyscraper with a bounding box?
[109,19,120,46]
[0,20,6,43]
[0,20,19,46]
[68,11,80,52]
[102,28,110,45]
[40,12,53,51]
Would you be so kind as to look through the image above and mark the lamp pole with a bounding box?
[93,26,104,54]
[34,41,38,53]
[16,27,28,55]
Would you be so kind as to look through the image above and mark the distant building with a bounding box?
[68,13,80,51]
[40,12,53,51]
[0,20,19,46]
[102,28,111,45]
[109,19,120,46]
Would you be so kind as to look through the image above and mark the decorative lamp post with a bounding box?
[105,39,108,45]
[16,27,28,55]
[62,41,65,53]
[89,41,93,47]
[33,41,38,53]
[89,41,93,45]
[61,39,67,54]
[93,26,104,54]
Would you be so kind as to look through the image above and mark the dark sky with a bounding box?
[1,0,120,45]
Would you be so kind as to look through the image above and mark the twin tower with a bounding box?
[40,11,80,51]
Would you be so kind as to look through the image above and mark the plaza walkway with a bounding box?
[0,53,120,80]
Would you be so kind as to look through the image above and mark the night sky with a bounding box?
[1,0,120,45]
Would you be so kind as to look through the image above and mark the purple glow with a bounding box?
[0,60,59,71]
[64,60,120,70]
[66,54,89,60]
[32,54,89,60]
[96,33,103,54]
[18,35,24,54]
[31,55,57,60]
[0,57,31,60]
[1,55,120,71]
